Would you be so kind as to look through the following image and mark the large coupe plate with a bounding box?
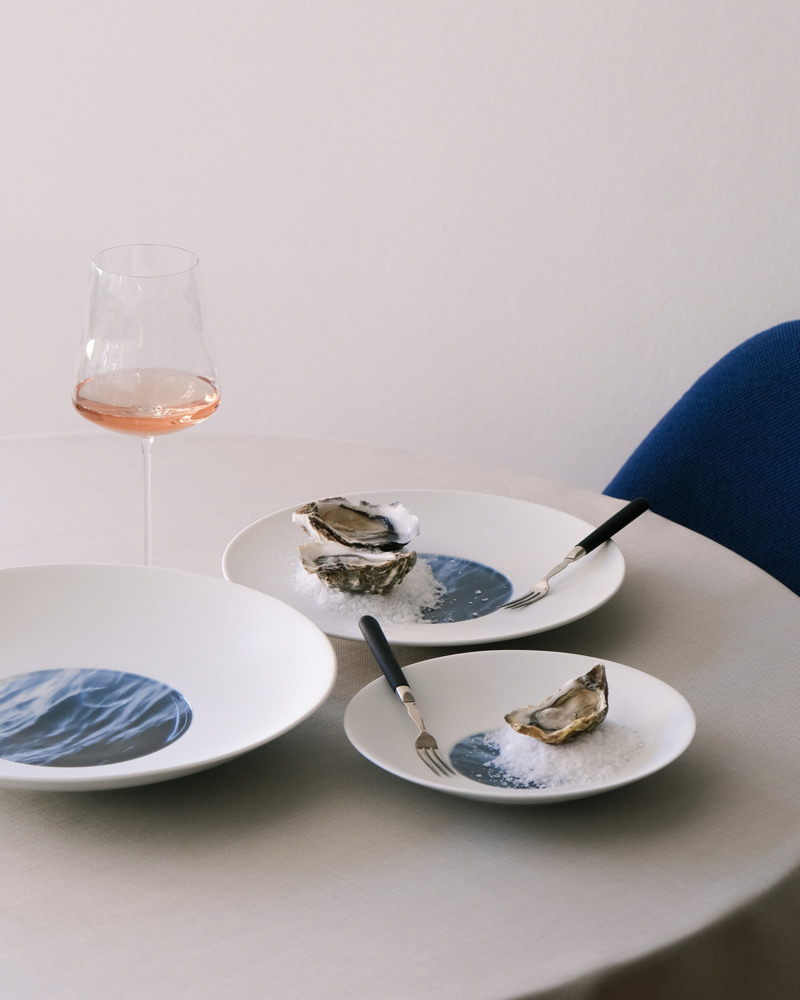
[222,490,627,645]
[344,649,696,803]
[0,565,336,790]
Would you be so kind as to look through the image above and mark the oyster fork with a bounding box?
[359,615,456,777]
[501,497,649,610]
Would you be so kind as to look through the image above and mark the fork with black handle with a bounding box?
[501,497,649,610]
[358,615,456,777]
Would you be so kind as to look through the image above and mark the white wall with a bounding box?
[3,0,800,490]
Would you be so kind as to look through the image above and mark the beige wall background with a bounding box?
[3,0,799,490]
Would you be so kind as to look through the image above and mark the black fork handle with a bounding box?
[577,497,649,554]
[359,615,407,692]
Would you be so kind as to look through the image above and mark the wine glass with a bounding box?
[73,244,220,565]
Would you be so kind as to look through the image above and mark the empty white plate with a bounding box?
[0,564,336,790]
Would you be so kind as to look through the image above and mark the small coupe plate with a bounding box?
[344,649,695,803]
[222,490,627,646]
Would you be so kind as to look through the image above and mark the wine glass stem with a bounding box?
[141,436,154,566]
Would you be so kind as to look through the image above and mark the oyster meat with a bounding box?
[294,497,420,595]
[504,664,608,745]
[293,497,419,551]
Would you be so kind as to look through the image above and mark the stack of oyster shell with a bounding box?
[293,497,421,595]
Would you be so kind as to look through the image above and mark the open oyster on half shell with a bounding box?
[293,497,420,595]
[504,664,608,745]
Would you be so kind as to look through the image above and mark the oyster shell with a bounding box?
[294,497,420,594]
[293,497,419,551]
[504,664,608,745]
[299,542,417,595]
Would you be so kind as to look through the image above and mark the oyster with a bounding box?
[299,542,417,595]
[504,664,608,745]
[294,497,420,595]
[293,497,419,551]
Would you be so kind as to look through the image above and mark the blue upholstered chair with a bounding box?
[604,320,800,595]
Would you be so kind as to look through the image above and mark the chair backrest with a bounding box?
[604,320,800,594]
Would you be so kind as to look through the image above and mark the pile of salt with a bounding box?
[484,721,644,788]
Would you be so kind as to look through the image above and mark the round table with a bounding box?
[2,431,799,1000]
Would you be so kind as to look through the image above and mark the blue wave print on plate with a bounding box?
[0,669,192,767]
[449,731,540,788]
[420,554,512,622]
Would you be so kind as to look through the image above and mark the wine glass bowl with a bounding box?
[73,245,220,563]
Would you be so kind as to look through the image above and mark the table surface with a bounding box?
[3,430,800,1000]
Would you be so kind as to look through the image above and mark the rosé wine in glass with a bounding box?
[73,245,220,564]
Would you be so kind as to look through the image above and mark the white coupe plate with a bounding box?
[344,649,696,803]
[222,490,627,646]
[0,565,336,791]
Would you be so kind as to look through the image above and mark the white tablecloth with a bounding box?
[2,431,800,999]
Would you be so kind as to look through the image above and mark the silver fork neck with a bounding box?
[397,685,415,704]
[396,685,426,733]
[544,544,586,582]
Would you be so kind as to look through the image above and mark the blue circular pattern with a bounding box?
[0,668,193,767]
[449,731,542,788]
[419,553,512,622]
